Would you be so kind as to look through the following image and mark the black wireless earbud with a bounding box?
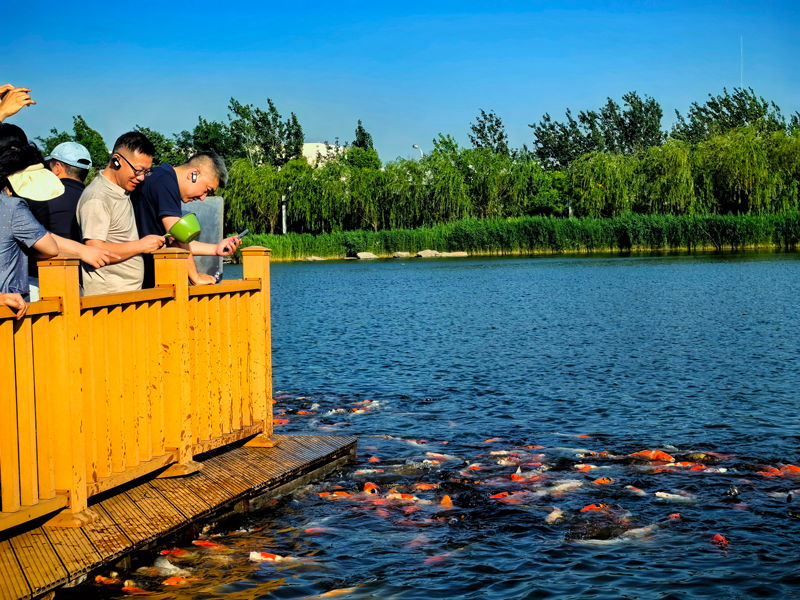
[192,171,197,183]
[112,157,121,169]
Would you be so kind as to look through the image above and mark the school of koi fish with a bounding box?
[75,390,800,600]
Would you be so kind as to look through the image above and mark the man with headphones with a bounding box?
[76,131,166,295]
[132,152,240,289]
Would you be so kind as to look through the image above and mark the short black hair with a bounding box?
[111,131,155,158]
[48,158,89,183]
[185,152,228,188]
[0,123,46,185]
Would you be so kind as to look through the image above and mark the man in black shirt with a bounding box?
[45,142,91,241]
[132,152,241,288]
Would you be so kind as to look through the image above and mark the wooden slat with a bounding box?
[147,301,165,457]
[134,302,150,462]
[195,460,251,497]
[0,540,30,600]
[209,295,222,438]
[179,472,234,508]
[187,297,199,444]
[93,308,112,480]
[13,319,38,507]
[191,423,262,456]
[120,304,137,469]
[230,294,241,431]
[99,493,156,546]
[0,496,69,533]
[31,316,55,500]
[148,479,211,520]
[188,279,260,297]
[220,294,232,435]
[9,528,68,595]
[195,296,210,443]
[106,306,124,474]
[237,293,252,425]
[87,452,176,498]
[80,286,173,310]
[81,504,131,562]
[80,308,98,483]
[0,319,21,513]
[209,451,271,489]
[43,527,101,578]
[124,486,185,533]
[0,299,61,321]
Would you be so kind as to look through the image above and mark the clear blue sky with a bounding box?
[4,1,798,162]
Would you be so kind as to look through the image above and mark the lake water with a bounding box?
[87,251,800,599]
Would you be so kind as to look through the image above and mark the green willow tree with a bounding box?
[469,109,510,156]
[37,115,109,166]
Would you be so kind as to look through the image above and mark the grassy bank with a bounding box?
[238,212,800,261]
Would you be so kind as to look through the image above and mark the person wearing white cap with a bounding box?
[45,141,92,241]
[0,124,59,312]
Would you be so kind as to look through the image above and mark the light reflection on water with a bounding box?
[82,251,800,600]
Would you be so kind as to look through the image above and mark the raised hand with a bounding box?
[0,86,36,121]
[0,292,28,320]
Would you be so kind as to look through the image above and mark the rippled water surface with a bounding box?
[83,252,800,600]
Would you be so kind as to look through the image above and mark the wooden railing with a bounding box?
[0,246,272,530]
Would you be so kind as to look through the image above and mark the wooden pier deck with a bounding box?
[0,434,357,600]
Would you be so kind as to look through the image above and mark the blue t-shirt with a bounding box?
[0,191,48,299]
[132,162,183,288]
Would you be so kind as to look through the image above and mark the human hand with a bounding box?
[0,293,28,320]
[0,87,36,122]
[79,245,121,268]
[190,272,216,286]
[215,236,242,257]
[140,235,166,254]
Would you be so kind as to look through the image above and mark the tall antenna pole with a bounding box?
[740,36,743,89]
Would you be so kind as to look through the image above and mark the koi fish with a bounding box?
[192,540,222,549]
[363,482,380,495]
[304,527,334,535]
[482,438,501,443]
[297,411,317,415]
[467,463,482,470]
[545,508,564,523]
[249,552,286,562]
[581,504,611,512]
[407,535,429,548]
[160,548,190,558]
[352,400,372,405]
[757,467,782,477]
[781,465,800,475]
[355,469,383,475]
[424,553,453,564]
[273,419,289,425]
[162,577,189,586]
[311,587,362,598]
[414,482,440,490]
[548,480,584,493]
[122,586,150,595]
[152,556,191,577]
[655,491,697,503]
[625,485,647,496]
[368,456,380,463]
[630,450,674,462]
[427,452,458,461]
[712,534,729,547]
[440,495,453,507]
[574,464,598,471]
[351,408,370,414]
[95,575,123,586]
[668,513,681,520]
[593,477,614,485]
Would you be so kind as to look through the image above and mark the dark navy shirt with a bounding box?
[132,162,183,288]
[48,178,85,241]
[0,191,48,299]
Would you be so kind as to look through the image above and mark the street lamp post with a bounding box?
[412,144,424,159]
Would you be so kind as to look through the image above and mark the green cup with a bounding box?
[166,213,202,243]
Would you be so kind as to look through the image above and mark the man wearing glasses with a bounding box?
[133,152,241,288]
[77,131,166,295]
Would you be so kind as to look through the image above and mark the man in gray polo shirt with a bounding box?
[77,131,165,295]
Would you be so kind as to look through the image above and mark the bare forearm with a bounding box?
[188,240,218,256]
[85,239,142,262]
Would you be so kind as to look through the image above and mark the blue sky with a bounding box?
[4,1,798,162]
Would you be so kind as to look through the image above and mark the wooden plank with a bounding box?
[134,302,150,463]
[195,459,251,497]
[191,423,262,456]
[92,308,112,481]
[188,279,260,297]
[0,540,30,600]
[81,504,131,563]
[209,295,222,439]
[9,528,68,595]
[148,479,211,520]
[80,286,173,310]
[208,452,271,488]
[220,294,232,435]
[106,306,124,474]
[0,496,69,533]
[79,308,98,484]
[187,297,199,444]
[120,304,138,469]
[124,485,185,534]
[230,294,241,431]
[0,299,61,320]
[87,452,176,497]
[195,296,211,443]
[236,447,302,479]
[178,472,234,509]
[237,293,252,425]
[43,527,101,578]
[13,319,38,507]
[99,493,157,546]
[0,319,21,513]
[31,316,55,501]
[147,301,165,457]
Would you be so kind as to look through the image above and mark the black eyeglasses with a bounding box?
[116,153,152,178]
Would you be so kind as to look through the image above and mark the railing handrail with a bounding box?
[188,279,261,298]
[79,285,175,310]
[0,298,62,320]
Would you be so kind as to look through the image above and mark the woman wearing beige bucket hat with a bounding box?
[0,124,60,316]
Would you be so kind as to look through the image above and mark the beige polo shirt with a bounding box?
[77,172,144,295]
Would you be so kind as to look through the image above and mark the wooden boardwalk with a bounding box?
[0,434,357,600]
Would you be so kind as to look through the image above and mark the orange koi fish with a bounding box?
[414,482,439,490]
[363,482,380,495]
[368,456,380,463]
[593,477,614,485]
[297,411,317,415]
[712,534,729,547]
[580,504,610,512]
[630,450,674,462]
[668,513,681,520]
[192,540,223,549]
[440,495,453,507]
[273,419,289,425]
[625,486,647,496]
[757,467,782,477]
[467,463,482,470]
[95,575,123,586]
[375,508,391,518]
[304,527,334,535]
[250,551,287,562]
[122,587,150,595]
[355,469,383,475]
[424,553,453,564]
[159,548,189,557]
[162,577,189,586]
[482,438,501,443]
[781,465,800,475]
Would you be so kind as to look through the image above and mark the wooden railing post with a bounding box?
[38,254,97,527]
[153,248,202,477]
[242,247,276,448]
